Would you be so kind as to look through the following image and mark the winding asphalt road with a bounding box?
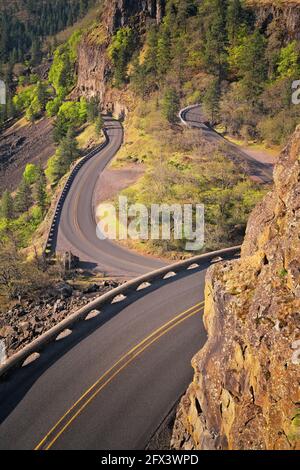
[56,117,165,277]
[0,268,210,450]
[56,106,273,279]
[0,105,274,450]
[182,106,273,184]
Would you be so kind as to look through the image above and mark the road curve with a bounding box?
[182,105,274,184]
[0,266,211,450]
[56,117,166,278]
[56,107,272,278]
[0,106,274,450]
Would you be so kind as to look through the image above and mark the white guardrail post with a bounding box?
[0,246,241,379]
[179,104,200,127]
[43,127,110,256]
[0,107,242,380]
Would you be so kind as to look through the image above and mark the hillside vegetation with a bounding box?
[90,0,291,256]
[0,1,105,308]
[0,0,97,63]
[109,94,267,258]
[101,0,300,146]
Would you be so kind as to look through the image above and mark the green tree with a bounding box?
[277,41,300,79]
[1,190,14,219]
[30,38,42,66]
[227,0,244,46]
[162,88,180,123]
[53,99,88,142]
[228,30,267,101]
[34,166,48,213]
[48,31,82,98]
[144,27,158,74]
[87,97,100,122]
[156,27,171,77]
[36,81,48,109]
[23,164,39,185]
[203,0,228,79]
[95,115,104,136]
[15,178,33,213]
[108,27,135,87]
[46,128,80,184]
[46,97,63,117]
[203,79,221,124]
[5,95,15,120]
[14,82,49,121]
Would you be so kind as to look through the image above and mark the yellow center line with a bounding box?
[43,306,203,451]
[35,301,204,451]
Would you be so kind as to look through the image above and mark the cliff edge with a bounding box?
[171,126,300,450]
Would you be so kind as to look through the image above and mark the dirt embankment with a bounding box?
[0,117,54,194]
[94,163,145,205]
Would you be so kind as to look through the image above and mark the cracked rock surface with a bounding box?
[172,126,300,450]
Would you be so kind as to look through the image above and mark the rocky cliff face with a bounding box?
[105,0,165,34]
[248,0,300,41]
[75,0,300,110]
[75,0,165,111]
[171,126,300,450]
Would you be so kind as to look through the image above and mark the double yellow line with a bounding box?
[35,301,204,450]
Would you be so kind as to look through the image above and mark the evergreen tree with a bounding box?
[59,127,80,167]
[162,88,180,123]
[156,27,171,78]
[34,166,48,213]
[15,177,33,213]
[108,27,135,87]
[46,127,80,184]
[203,0,228,80]
[0,1,96,64]
[95,115,104,136]
[235,31,267,101]
[1,190,14,220]
[144,27,158,74]
[87,97,100,122]
[227,0,243,45]
[203,79,221,124]
[36,81,48,109]
[5,95,15,120]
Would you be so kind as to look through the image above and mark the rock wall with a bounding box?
[105,0,166,34]
[248,0,300,41]
[171,126,300,450]
[75,0,300,107]
[74,0,165,110]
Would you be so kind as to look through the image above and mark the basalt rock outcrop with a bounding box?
[171,125,300,450]
[248,0,300,42]
[0,280,121,359]
[75,0,165,110]
[75,0,300,111]
[105,0,166,34]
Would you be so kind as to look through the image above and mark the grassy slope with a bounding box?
[99,95,269,259]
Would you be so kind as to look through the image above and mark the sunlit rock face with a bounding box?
[171,125,300,450]
[74,0,165,106]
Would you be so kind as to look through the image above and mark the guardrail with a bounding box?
[0,245,240,379]
[43,127,110,256]
[179,104,212,131]
[44,106,201,256]
[179,104,200,127]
